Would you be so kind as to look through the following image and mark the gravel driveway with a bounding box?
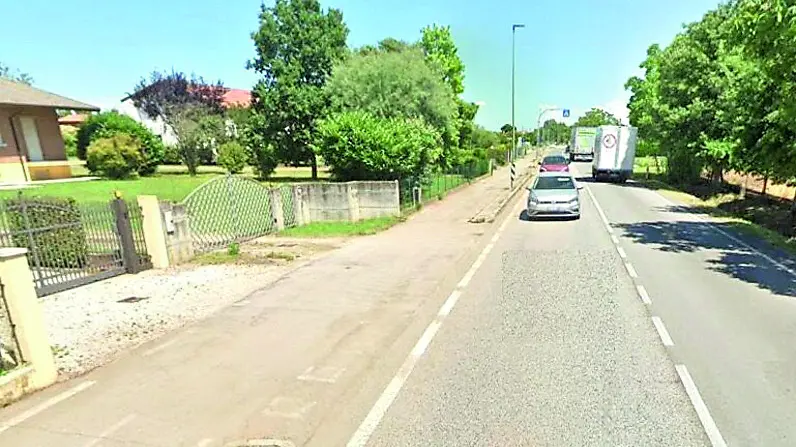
[43,237,344,379]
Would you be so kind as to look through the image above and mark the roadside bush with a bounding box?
[240,113,278,179]
[217,141,247,174]
[487,144,509,166]
[6,197,89,268]
[316,111,442,181]
[162,144,182,165]
[86,134,142,179]
[76,111,164,175]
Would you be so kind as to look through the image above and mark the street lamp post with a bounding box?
[511,23,525,190]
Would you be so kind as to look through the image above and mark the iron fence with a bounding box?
[0,281,22,373]
[0,196,151,297]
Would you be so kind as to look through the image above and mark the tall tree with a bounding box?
[0,62,33,85]
[248,0,348,179]
[130,71,226,121]
[574,108,620,127]
[420,24,465,96]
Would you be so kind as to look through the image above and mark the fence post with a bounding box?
[137,195,170,269]
[111,199,142,274]
[269,188,285,231]
[0,248,57,391]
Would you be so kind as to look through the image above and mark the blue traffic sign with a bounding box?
[563,109,570,118]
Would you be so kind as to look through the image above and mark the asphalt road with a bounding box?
[360,162,711,446]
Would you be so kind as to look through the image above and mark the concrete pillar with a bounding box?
[347,182,361,222]
[269,188,285,231]
[137,195,170,269]
[0,248,57,389]
[168,204,194,264]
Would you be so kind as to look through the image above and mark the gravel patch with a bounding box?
[43,238,342,379]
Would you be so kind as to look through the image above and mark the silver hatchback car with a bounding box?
[526,171,583,219]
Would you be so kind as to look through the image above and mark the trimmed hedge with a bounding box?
[76,111,165,176]
[6,197,89,268]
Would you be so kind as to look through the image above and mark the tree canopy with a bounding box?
[574,108,620,127]
[0,62,32,85]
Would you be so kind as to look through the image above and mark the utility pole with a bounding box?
[511,23,524,190]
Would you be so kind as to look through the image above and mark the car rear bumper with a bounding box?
[527,202,580,216]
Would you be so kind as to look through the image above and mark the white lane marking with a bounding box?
[82,414,136,447]
[196,439,214,447]
[410,320,442,357]
[651,316,674,346]
[0,381,96,435]
[675,365,728,447]
[624,262,638,278]
[297,365,346,384]
[611,235,619,244]
[438,290,462,317]
[490,233,500,243]
[584,184,611,228]
[142,339,178,357]
[346,192,517,447]
[636,284,652,305]
[617,246,627,259]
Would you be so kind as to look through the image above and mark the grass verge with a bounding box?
[278,216,403,238]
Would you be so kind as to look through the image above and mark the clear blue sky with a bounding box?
[2,0,720,131]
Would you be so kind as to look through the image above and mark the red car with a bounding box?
[539,154,570,172]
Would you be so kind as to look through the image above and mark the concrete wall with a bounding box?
[296,181,400,224]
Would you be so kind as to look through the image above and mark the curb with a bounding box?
[468,159,538,224]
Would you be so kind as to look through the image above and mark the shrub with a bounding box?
[162,144,182,164]
[316,111,442,181]
[217,141,247,174]
[240,113,278,179]
[62,129,78,158]
[86,134,142,179]
[76,111,164,175]
[6,197,89,268]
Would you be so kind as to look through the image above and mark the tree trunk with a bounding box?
[740,174,748,199]
[653,155,660,174]
[311,153,318,180]
[789,188,796,235]
[762,174,769,196]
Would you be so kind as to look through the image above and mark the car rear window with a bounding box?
[543,155,567,165]
[535,176,575,190]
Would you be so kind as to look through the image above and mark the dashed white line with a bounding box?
[0,381,96,435]
[676,365,728,447]
[438,290,462,317]
[636,284,652,304]
[346,194,517,447]
[651,316,674,346]
[624,262,638,278]
[142,339,178,357]
[82,414,136,447]
[616,246,628,259]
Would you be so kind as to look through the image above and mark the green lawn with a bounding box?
[0,164,332,205]
[277,216,403,237]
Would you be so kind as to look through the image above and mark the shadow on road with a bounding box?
[613,212,796,297]
[518,210,578,223]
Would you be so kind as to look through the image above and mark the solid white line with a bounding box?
[82,414,136,447]
[584,185,611,228]
[347,191,517,447]
[617,246,627,259]
[651,316,674,346]
[438,290,462,317]
[675,364,728,447]
[410,320,442,357]
[625,262,638,278]
[196,439,214,447]
[636,284,652,305]
[611,235,619,244]
[142,339,178,357]
[0,381,96,435]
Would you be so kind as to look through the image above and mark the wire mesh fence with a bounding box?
[399,159,493,210]
[280,186,298,228]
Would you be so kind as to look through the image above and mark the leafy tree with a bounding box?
[129,70,226,122]
[0,62,32,85]
[217,141,248,174]
[248,0,348,179]
[420,24,465,96]
[500,124,516,134]
[170,106,227,176]
[316,110,442,181]
[325,48,458,163]
[574,108,620,127]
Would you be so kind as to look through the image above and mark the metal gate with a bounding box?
[181,175,297,254]
[0,195,151,297]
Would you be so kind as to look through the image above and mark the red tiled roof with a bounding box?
[58,114,89,125]
[222,89,251,108]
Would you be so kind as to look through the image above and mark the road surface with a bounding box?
[2,156,796,446]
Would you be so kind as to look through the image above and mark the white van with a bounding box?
[592,125,637,182]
